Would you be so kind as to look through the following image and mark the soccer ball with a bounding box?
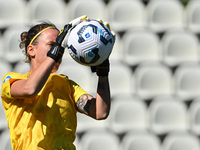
[67,19,114,66]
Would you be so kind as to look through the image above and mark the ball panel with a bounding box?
[67,19,114,66]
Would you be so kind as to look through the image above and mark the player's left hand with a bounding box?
[91,59,110,76]
[97,19,116,43]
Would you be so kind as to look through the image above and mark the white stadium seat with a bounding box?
[173,63,200,101]
[189,97,200,135]
[79,129,120,150]
[57,61,93,93]
[121,130,161,150]
[66,0,106,21]
[108,96,148,134]
[0,98,8,131]
[161,29,199,67]
[148,96,189,135]
[106,0,146,32]
[0,34,3,58]
[122,28,161,66]
[146,0,185,33]
[185,0,200,34]
[2,25,29,63]
[76,112,108,134]
[0,0,26,28]
[0,60,12,84]
[109,61,133,97]
[0,129,12,150]
[162,132,200,150]
[13,61,30,74]
[109,33,123,62]
[135,62,173,100]
[26,0,66,25]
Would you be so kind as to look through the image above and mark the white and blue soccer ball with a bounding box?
[67,19,114,66]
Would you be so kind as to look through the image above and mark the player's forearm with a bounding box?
[11,57,55,98]
[25,57,55,96]
[95,76,111,120]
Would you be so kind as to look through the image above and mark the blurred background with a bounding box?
[1,0,200,150]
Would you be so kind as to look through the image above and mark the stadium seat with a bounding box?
[120,130,161,150]
[146,0,185,33]
[173,63,200,101]
[66,0,106,21]
[185,0,200,34]
[108,95,148,134]
[162,131,200,150]
[26,0,66,25]
[0,129,12,150]
[161,29,199,67]
[122,28,161,66]
[76,112,108,134]
[148,96,189,135]
[0,34,3,58]
[0,0,26,28]
[109,33,123,62]
[0,98,8,131]
[189,97,200,135]
[90,60,134,97]
[13,61,30,74]
[134,62,173,100]
[79,129,120,150]
[74,135,80,150]
[2,25,29,63]
[57,61,93,93]
[107,60,133,97]
[106,0,146,32]
[0,60,12,84]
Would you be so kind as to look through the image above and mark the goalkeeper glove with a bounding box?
[91,59,110,76]
[47,15,88,62]
[59,15,88,48]
[47,24,72,63]
[97,19,116,43]
[90,19,115,76]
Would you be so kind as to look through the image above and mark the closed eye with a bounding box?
[48,41,56,46]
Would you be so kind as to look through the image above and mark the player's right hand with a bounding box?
[47,15,88,63]
[59,15,88,48]
[47,24,72,63]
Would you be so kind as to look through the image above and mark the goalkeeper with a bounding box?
[1,16,113,150]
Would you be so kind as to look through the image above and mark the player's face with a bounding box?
[34,28,61,72]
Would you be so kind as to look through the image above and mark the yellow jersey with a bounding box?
[1,72,89,150]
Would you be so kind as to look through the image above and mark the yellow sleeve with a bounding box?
[1,72,25,104]
[68,79,90,103]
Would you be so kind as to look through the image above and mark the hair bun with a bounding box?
[19,31,28,49]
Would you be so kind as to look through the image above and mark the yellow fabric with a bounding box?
[1,72,89,150]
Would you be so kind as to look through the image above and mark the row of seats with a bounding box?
[117,28,200,68]
[1,26,200,68]
[0,127,199,150]
[75,129,200,150]
[2,59,200,101]
[1,85,200,136]
[1,0,200,34]
[76,95,200,136]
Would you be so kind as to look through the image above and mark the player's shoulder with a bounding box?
[2,72,28,84]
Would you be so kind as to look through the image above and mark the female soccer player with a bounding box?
[1,16,112,150]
